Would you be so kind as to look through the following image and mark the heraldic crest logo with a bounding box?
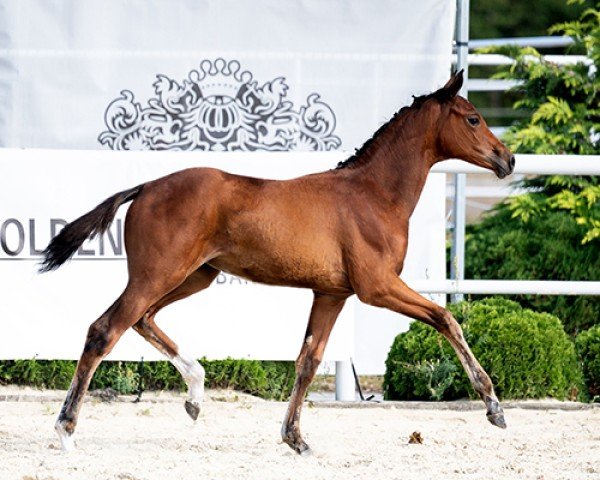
[98,58,341,152]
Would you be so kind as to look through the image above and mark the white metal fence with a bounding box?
[448,29,594,305]
[433,153,600,296]
[456,35,592,94]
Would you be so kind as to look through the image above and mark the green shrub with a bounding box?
[384,298,583,401]
[202,358,295,401]
[464,208,600,335]
[461,300,583,400]
[0,358,295,400]
[384,321,459,401]
[576,325,600,401]
[0,359,76,390]
[141,360,186,391]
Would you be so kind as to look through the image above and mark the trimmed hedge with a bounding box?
[575,325,600,401]
[384,298,583,401]
[0,358,295,401]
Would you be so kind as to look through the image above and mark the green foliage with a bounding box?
[483,31,599,156]
[470,0,586,39]
[459,300,583,399]
[477,5,600,243]
[575,324,600,400]
[505,176,600,244]
[463,6,600,334]
[465,204,600,334]
[384,298,583,401]
[0,360,76,390]
[384,321,459,401]
[202,358,295,401]
[400,358,458,401]
[96,361,144,394]
[0,358,295,400]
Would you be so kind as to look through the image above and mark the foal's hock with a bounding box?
[41,70,515,454]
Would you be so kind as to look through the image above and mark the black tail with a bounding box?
[39,184,144,272]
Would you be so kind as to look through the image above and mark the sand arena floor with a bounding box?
[0,387,599,480]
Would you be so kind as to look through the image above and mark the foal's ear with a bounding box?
[441,70,464,98]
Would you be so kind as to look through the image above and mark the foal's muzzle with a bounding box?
[490,154,515,179]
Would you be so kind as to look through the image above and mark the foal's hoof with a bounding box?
[293,440,312,456]
[286,439,312,456]
[282,430,312,456]
[55,421,75,452]
[487,411,507,429]
[184,400,201,421]
[485,399,507,429]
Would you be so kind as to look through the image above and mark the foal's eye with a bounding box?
[467,116,480,126]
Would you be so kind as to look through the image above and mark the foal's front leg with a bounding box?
[357,276,505,428]
[282,293,347,455]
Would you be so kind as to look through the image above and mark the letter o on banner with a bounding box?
[1,218,25,256]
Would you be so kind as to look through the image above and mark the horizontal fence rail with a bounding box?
[455,53,592,92]
[467,36,575,50]
[411,280,600,296]
[466,53,591,66]
[432,154,600,175]
[467,78,522,92]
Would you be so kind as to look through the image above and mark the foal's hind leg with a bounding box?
[133,266,219,420]
[54,275,190,451]
[358,277,505,428]
[54,289,152,450]
[282,292,347,455]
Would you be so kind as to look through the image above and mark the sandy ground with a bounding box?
[0,388,599,480]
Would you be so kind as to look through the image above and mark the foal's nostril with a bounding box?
[509,155,516,171]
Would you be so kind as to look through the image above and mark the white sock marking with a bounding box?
[55,420,75,452]
[172,351,205,405]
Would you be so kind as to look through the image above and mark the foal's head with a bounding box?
[429,71,515,178]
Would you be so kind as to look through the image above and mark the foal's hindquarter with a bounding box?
[49,71,512,454]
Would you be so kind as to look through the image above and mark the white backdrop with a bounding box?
[0,0,454,373]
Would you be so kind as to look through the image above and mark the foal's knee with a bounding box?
[295,344,322,377]
[296,354,320,376]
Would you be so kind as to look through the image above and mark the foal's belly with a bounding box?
[207,248,351,295]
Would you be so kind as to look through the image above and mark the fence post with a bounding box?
[451,0,470,303]
[335,360,355,401]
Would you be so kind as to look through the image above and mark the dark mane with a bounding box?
[335,89,451,170]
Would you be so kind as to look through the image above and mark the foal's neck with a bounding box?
[352,106,441,215]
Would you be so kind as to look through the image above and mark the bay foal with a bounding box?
[41,71,514,454]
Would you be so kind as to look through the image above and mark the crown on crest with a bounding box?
[188,58,253,99]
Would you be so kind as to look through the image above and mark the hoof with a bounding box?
[55,421,75,452]
[297,444,312,457]
[485,398,507,429]
[184,400,201,421]
[487,411,507,429]
[282,430,311,456]
[286,439,311,456]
